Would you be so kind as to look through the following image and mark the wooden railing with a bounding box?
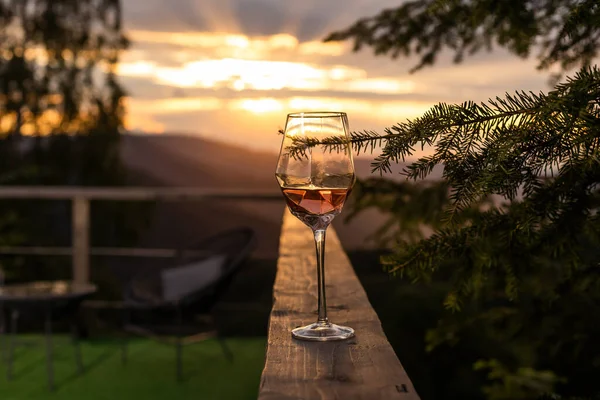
[258,210,420,400]
[0,186,281,283]
[0,186,419,398]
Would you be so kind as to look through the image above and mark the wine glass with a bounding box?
[275,112,355,341]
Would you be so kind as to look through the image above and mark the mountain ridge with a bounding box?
[119,133,435,256]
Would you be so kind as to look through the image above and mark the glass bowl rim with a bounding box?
[287,111,347,118]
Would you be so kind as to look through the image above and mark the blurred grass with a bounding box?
[0,257,276,400]
[0,335,266,400]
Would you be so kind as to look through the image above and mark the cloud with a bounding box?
[126,94,433,130]
[121,0,402,41]
[122,0,210,32]
[125,30,348,60]
[117,56,416,95]
[231,0,287,37]
[118,0,553,154]
[123,94,434,151]
[119,75,445,103]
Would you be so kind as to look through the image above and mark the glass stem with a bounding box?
[313,229,328,324]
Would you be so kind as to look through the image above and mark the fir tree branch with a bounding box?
[285,66,600,215]
[325,0,600,74]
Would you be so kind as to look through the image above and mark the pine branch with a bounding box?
[322,4,600,396]
[281,130,397,161]
[281,68,600,324]
[285,66,600,215]
[325,0,600,73]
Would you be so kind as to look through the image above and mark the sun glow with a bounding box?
[118,58,415,95]
[125,95,432,126]
[118,30,415,97]
[232,98,284,113]
[127,31,345,58]
[127,97,224,114]
[119,29,427,146]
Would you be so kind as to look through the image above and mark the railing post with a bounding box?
[72,196,90,284]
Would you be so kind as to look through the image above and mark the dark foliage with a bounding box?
[318,1,600,398]
[326,0,600,77]
[0,0,149,283]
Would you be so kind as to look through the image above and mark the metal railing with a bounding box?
[0,186,281,283]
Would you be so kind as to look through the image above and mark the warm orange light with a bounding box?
[117,61,155,77]
[345,78,416,94]
[298,41,346,56]
[118,30,417,97]
[20,123,36,135]
[225,35,250,48]
[128,31,309,55]
[287,97,432,120]
[231,98,283,113]
[0,114,16,133]
[126,97,223,114]
[123,114,165,134]
[118,57,415,95]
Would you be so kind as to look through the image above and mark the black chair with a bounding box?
[120,228,256,381]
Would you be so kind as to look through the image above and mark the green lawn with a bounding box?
[0,336,266,400]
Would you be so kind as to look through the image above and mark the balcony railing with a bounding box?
[0,186,281,283]
[0,186,419,399]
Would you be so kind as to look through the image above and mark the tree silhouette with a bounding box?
[0,0,127,138]
[326,0,599,77]
[0,1,146,285]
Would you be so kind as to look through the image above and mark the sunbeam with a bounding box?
[119,0,550,153]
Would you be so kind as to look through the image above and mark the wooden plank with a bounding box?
[72,196,90,284]
[0,186,280,201]
[0,246,209,258]
[259,210,420,400]
[0,246,73,256]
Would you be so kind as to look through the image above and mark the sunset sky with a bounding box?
[118,0,552,154]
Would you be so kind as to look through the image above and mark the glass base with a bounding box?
[291,321,355,341]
